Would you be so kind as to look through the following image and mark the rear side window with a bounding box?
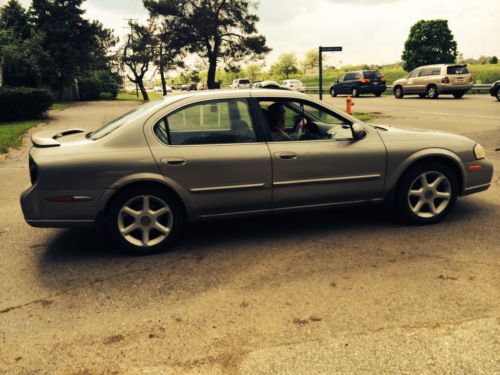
[154,99,257,145]
[239,79,251,85]
[363,71,382,79]
[419,68,434,76]
[447,66,469,75]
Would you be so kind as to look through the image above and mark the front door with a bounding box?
[256,99,386,208]
[147,98,272,217]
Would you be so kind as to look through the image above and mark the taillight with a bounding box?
[360,78,370,83]
[29,157,38,184]
[381,77,386,82]
[442,77,450,84]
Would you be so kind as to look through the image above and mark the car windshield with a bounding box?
[88,99,166,140]
[447,66,469,75]
[239,79,251,84]
[364,71,382,78]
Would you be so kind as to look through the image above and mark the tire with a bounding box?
[352,88,360,97]
[426,85,439,99]
[395,162,458,225]
[106,186,185,255]
[374,92,382,97]
[419,93,427,98]
[495,88,500,101]
[330,88,337,97]
[393,86,404,99]
[453,92,465,99]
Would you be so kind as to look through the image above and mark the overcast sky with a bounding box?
[16,0,500,68]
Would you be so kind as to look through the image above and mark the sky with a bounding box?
[15,0,500,69]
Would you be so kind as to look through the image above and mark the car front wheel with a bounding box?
[396,162,458,224]
[495,88,500,101]
[106,186,185,255]
[330,88,337,97]
[393,86,404,99]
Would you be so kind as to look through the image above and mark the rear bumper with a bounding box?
[20,184,110,228]
[359,84,386,94]
[490,86,499,96]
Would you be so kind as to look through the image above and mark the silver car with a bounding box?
[21,90,493,254]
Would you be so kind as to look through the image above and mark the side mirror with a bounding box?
[352,123,366,140]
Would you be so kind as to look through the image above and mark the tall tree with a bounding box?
[144,0,271,89]
[402,19,457,72]
[302,49,319,73]
[122,22,156,101]
[0,0,30,39]
[271,53,298,79]
[31,0,97,98]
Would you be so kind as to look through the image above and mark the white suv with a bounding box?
[231,78,252,89]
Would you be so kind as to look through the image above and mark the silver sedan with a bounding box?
[21,90,493,254]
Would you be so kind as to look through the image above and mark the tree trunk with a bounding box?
[159,44,167,96]
[207,54,217,89]
[137,80,149,101]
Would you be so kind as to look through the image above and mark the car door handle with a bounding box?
[165,158,187,166]
[275,152,298,160]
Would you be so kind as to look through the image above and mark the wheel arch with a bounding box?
[95,173,192,228]
[385,150,466,205]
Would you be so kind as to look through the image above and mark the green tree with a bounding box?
[31,0,98,98]
[244,63,262,81]
[144,0,271,89]
[271,53,298,79]
[122,22,156,101]
[302,49,319,73]
[401,19,457,72]
[489,56,498,64]
[0,0,30,39]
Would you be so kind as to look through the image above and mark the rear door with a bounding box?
[405,68,421,93]
[147,98,272,217]
[447,65,471,86]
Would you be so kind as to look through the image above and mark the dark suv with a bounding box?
[330,70,387,97]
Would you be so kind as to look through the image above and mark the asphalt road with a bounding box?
[0,96,499,374]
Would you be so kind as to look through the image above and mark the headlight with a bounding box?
[474,144,486,160]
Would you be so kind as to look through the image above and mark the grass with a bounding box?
[352,112,376,122]
[117,91,164,101]
[0,120,40,154]
[50,102,72,111]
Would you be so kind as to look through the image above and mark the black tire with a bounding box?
[106,186,185,255]
[395,162,458,225]
[374,92,382,97]
[330,87,337,97]
[427,85,439,99]
[352,88,360,97]
[419,93,427,98]
[495,88,500,101]
[453,92,465,99]
[393,86,404,99]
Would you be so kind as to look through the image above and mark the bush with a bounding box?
[99,92,114,100]
[78,70,118,101]
[0,87,53,121]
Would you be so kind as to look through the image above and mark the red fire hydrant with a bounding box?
[346,96,354,115]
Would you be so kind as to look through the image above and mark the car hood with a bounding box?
[370,123,477,160]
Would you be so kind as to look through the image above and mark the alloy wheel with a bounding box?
[427,86,437,99]
[407,171,452,219]
[117,195,173,248]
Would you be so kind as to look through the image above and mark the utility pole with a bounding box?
[0,56,3,88]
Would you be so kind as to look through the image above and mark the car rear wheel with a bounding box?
[453,92,465,99]
[352,88,359,98]
[427,85,439,99]
[106,186,185,255]
[330,88,337,97]
[396,162,458,224]
[374,92,382,97]
[393,86,404,99]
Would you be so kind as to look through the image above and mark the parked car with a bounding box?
[21,90,493,254]
[490,80,500,101]
[281,79,305,92]
[231,78,252,89]
[180,84,189,91]
[188,83,198,91]
[330,70,387,97]
[252,80,282,89]
[393,64,473,99]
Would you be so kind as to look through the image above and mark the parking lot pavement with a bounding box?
[0,98,499,374]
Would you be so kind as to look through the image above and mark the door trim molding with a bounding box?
[190,183,266,193]
[273,174,382,187]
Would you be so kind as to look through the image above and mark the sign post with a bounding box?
[319,46,342,100]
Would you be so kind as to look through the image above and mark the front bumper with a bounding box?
[461,159,494,196]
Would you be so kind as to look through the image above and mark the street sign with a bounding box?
[319,46,343,100]
[320,46,342,52]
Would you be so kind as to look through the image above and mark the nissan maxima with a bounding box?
[21,90,493,254]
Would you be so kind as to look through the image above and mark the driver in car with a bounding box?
[267,103,320,141]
